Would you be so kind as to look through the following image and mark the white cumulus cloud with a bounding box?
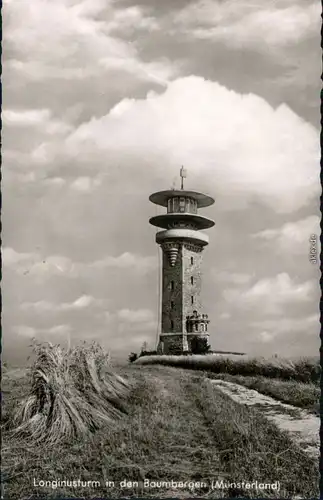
[173,1,319,51]
[65,76,319,213]
[223,273,316,314]
[21,295,102,312]
[252,215,321,255]
[117,308,154,323]
[3,248,156,278]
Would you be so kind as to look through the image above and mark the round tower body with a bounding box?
[149,186,214,355]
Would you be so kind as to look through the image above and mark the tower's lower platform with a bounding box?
[157,332,210,354]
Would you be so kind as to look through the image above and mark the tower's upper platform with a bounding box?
[149,213,215,230]
[149,190,215,209]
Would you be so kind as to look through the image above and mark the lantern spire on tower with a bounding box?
[180,166,187,190]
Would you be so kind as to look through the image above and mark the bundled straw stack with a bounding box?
[10,342,130,445]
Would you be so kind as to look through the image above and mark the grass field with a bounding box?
[205,373,320,415]
[2,352,319,499]
[135,354,320,417]
[135,354,320,384]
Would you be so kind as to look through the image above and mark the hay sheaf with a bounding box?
[9,342,130,445]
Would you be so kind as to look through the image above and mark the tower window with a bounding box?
[179,197,185,212]
[191,276,194,285]
[170,280,174,290]
[191,257,194,265]
[172,197,179,212]
[171,301,174,310]
[170,320,174,330]
[191,295,194,304]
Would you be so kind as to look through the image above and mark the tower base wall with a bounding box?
[157,334,188,354]
[157,333,210,354]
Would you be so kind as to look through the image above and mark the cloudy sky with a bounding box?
[2,0,321,364]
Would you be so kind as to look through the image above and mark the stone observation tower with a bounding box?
[149,168,215,354]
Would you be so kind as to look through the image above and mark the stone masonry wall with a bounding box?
[182,244,203,329]
[161,335,184,354]
[161,245,183,333]
[160,241,206,354]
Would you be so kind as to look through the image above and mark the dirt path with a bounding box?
[209,379,320,458]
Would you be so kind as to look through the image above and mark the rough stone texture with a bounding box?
[159,241,207,354]
[182,243,203,327]
[160,335,184,354]
[161,244,183,334]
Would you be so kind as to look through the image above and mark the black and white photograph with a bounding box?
[1,0,321,498]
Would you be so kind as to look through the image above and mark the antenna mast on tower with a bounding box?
[180,166,187,190]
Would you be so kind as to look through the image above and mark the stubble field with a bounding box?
[2,347,319,499]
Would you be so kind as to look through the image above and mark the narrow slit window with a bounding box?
[171,301,174,310]
[191,276,194,285]
[170,320,174,330]
[170,280,174,290]
[191,295,194,304]
[191,257,194,265]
